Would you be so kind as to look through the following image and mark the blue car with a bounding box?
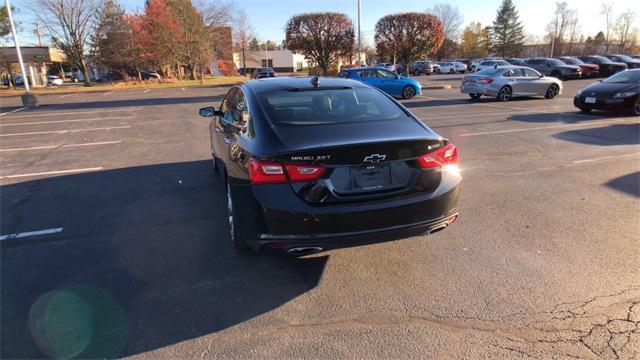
[338,67,422,99]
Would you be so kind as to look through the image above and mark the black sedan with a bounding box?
[199,77,461,254]
[577,55,628,77]
[253,67,276,79]
[574,69,640,115]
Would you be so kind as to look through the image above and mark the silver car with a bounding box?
[460,66,563,101]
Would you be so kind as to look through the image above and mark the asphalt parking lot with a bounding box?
[1,75,639,359]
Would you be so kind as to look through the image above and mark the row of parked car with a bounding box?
[460,63,640,115]
[470,54,639,79]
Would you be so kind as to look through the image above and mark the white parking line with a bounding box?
[0,107,26,116]
[0,167,103,179]
[0,108,140,119]
[143,89,151,93]
[458,119,634,137]
[0,227,64,241]
[58,94,73,98]
[572,152,640,164]
[103,91,112,96]
[0,141,121,152]
[0,125,131,137]
[0,116,135,127]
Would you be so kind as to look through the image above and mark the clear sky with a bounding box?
[8,0,640,46]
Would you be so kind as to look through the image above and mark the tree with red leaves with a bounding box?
[284,12,354,76]
[375,13,444,75]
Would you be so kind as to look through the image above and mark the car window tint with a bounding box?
[258,88,406,126]
[524,68,540,77]
[220,88,237,118]
[475,68,502,76]
[228,88,248,126]
[377,69,395,78]
[513,68,526,77]
[502,70,514,77]
[603,70,640,83]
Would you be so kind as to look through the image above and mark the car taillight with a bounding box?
[284,164,325,182]
[418,143,458,169]
[249,159,325,184]
[477,78,493,84]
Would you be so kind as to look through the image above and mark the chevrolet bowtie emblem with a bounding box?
[363,154,386,163]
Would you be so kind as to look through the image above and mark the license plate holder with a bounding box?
[351,165,391,191]
[585,97,596,104]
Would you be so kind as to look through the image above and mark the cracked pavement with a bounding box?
[1,78,639,358]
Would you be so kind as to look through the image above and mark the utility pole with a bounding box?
[5,0,38,107]
[34,24,43,47]
[357,0,361,65]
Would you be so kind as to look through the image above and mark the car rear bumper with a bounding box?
[460,84,497,96]
[245,170,461,251]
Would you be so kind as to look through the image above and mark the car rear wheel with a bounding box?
[226,181,248,250]
[497,86,512,101]
[632,97,640,116]
[469,93,482,100]
[578,106,592,113]
[414,70,420,76]
[449,69,455,74]
[402,85,417,99]
[545,84,560,99]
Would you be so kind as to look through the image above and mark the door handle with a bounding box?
[224,137,231,144]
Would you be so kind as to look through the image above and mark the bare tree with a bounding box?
[196,0,233,27]
[428,3,463,41]
[565,13,580,55]
[233,9,254,73]
[33,0,100,86]
[547,1,576,56]
[615,9,636,52]
[600,2,614,52]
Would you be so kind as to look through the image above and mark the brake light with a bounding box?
[284,164,325,182]
[418,143,458,169]
[249,158,325,184]
[477,78,493,84]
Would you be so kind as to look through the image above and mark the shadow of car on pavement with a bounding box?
[1,160,326,358]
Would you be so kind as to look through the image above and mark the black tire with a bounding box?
[449,69,454,74]
[497,86,512,101]
[414,70,420,76]
[402,85,417,99]
[212,155,220,172]
[226,181,248,250]
[578,106,592,113]
[469,93,482,100]
[631,97,640,116]
[545,84,560,99]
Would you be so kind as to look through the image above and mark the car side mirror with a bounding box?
[199,107,221,117]
[540,74,545,78]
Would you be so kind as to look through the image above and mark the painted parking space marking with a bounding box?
[58,93,74,98]
[0,125,131,137]
[572,152,640,164]
[0,167,103,179]
[458,119,635,137]
[0,141,122,152]
[0,107,26,116]
[0,227,64,241]
[0,116,135,127]
[0,108,141,120]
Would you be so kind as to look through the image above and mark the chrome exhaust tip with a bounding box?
[428,224,447,235]
[286,246,324,256]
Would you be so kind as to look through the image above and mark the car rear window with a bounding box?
[257,88,407,126]
[475,68,502,76]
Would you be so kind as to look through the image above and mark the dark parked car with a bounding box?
[577,55,627,77]
[505,58,526,66]
[603,54,640,69]
[574,69,640,115]
[253,67,276,79]
[555,57,600,78]
[408,61,434,75]
[198,77,460,254]
[524,58,581,80]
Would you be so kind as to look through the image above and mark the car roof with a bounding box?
[244,76,370,94]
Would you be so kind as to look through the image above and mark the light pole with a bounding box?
[357,0,361,65]
[5,0,38,107]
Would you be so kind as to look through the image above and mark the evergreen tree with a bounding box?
[488,0,525,57]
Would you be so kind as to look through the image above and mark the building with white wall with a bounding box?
[233,50,308,72]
